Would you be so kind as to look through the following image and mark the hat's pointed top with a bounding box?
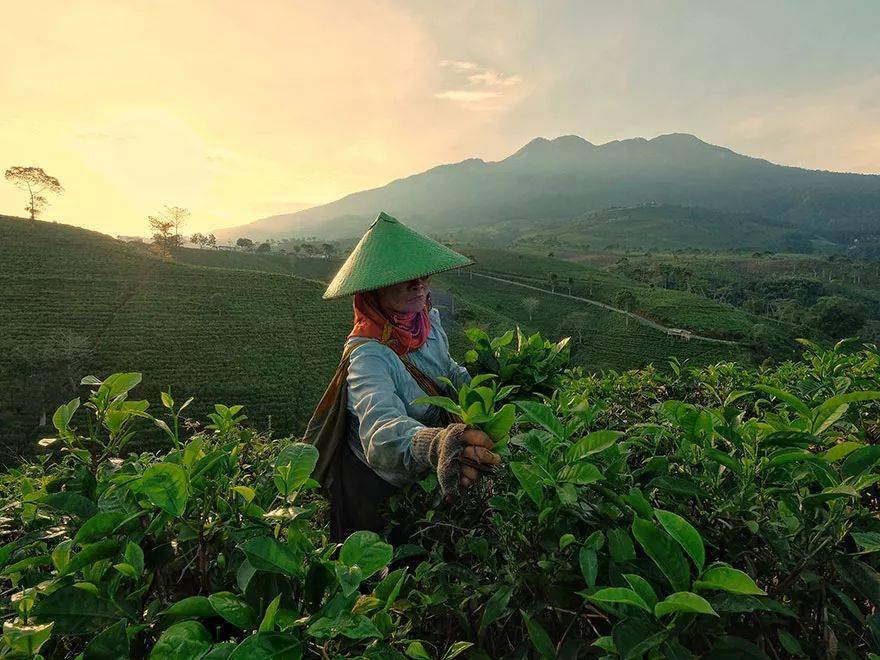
[322,211,473,299]
[374,211,397,225]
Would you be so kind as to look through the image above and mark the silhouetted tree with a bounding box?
[256,241,271,253]
[149,216,176,258]
[523,296,539,321]
[206,234,217,249]
[4,166,63,219]
[236,237,255,251]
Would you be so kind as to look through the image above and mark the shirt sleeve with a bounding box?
[430,308,471,389]
[346,344,430,481]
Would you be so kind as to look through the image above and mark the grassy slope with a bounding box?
[459,248,795,344]
[435,272,751,371]
[0,217,350,459]
[174,245,752,371]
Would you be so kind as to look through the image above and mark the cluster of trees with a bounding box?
[230,237,339,258]
[190,232,217,249]
[148,206,190,258]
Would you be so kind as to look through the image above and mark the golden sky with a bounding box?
[2,1,878,236]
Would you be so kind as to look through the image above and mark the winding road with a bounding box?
[466,270,740,346]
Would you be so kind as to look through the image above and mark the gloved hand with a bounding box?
[411,423,502,497]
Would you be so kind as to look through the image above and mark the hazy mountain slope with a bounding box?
[516,204,815,252]
[214,133,880,243]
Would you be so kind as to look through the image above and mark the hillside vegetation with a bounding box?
[174,245,757,369]
[453,248,795,350]
[0,216,351,460]
[515,204,816,253]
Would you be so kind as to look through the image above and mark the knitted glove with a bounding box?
[411,422,468,497]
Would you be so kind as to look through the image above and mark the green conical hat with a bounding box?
[322,212,473,299]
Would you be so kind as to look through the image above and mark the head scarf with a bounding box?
[349,289,433,355]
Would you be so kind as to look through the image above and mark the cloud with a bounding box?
[435,60,522,109]
[439,59,479,72]
[467,71,522,87]
[434,90,502,102]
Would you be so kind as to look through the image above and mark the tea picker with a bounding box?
[304,211,502,542]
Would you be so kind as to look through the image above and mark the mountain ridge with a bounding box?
[213,133,880,243]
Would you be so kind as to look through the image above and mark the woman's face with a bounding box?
[376,275,432,314]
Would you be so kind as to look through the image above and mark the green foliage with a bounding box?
[461,326,571,395]
[4,336,880,657]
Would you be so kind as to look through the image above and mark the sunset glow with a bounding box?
[2,1,878,236]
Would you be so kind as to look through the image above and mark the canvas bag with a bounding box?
[303,340,452,491]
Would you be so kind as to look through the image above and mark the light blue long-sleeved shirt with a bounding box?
[345,307,471,486]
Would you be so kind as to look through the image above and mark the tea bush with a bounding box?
[2,334,880,658]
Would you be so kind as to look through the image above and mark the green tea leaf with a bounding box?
[515,400,566,439]
[238,537,301,576]
[480,584,514,632]
[61,539,121,576]
[483,403,515,441]
[623,573,659,609]
[557,461,603,485]
[163,596,216,618]
[632,518,690,592]
[655,509,705,571]
[588,587,651,612]
[133,463,188,517]
[520,611,556,659]
[694,565,765,595]
[37,492,97,519]
[442,641,474,660]
[31,586,118,635]
[510,462,544,507]
[579,547,598,586]
[567,430,623,460]
[209,592,258,629]
[340,530,393,579]
[82,619,129,659]
[75,512,128,544]
[654,591,718,617]
[273,443,319,490]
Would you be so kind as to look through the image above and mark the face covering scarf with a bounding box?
[348,289,433,355]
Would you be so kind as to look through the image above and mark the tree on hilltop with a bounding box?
[236,237,255,251]
[4,166,64,219]
[148,205,188,258]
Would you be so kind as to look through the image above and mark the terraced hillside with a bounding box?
[0,216,351,460]
[456,248,795,350]
[434,271,752,370]
[174,245,757,369]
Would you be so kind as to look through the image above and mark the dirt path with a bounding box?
[467,271,740,345]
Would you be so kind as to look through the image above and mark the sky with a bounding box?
[1,0,879,237]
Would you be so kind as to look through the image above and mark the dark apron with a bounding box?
[306,342,452,543]
[328,439,401,543]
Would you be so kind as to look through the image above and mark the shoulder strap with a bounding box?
[397,353,445,397]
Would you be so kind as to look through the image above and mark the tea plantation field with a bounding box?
[175,245,755,369]
[434,272,752,370]
[458,247,795,346]
[0,216,351,460]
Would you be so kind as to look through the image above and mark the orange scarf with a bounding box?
[349,290,433,355]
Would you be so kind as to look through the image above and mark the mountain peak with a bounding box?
[650,132,706,145]
[509,134,594,159]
